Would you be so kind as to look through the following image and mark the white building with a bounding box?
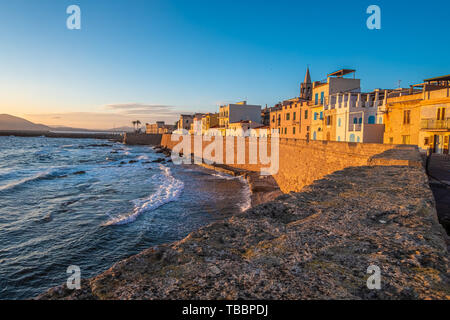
[325,89,387,143]
[219,101,262,128]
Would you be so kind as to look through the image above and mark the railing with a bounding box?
[421,119,450,130]
[349,124,362,132]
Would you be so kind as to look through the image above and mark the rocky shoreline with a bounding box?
[38,158,449,299]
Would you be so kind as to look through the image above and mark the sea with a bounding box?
[0,136,250,299]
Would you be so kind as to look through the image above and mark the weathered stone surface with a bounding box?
[38,165,449,300]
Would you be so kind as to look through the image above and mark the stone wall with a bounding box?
[39,158,449,300]
[123,133,162,145]
[161,134,422,193]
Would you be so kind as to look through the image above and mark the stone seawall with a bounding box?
[161,134,423,193]
[123,133,162,145]
[0,130,123,141]
[38,137,449,300]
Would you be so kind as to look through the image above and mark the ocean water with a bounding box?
[0,136,250,299]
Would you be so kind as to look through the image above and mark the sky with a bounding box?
[0,0,449,129]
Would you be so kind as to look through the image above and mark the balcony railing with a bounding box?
[421,118,450,130]
[349,124,362,132]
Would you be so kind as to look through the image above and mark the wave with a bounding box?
[207,171,252,212]
[238,176,252,212]
[210,172,237,180]
[0,168,87,192]
[103,165,184,226]
[0,170,53,192]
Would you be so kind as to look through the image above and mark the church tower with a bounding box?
[300,67,312,100]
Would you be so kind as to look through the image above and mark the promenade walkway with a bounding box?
[428,154,450,234]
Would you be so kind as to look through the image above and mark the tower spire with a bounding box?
[304,67,311,84]
[300,67,312,100]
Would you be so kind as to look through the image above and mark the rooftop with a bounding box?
[327,69,356,78]
[424,74,450,82]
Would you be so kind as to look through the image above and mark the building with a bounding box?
[269,69,313,139]
[300,67,313,100]
[201,113,219,135]
[261,106,271,126]
[189,113,205,134]
[310,69,361,141]
[219,101,262,129]
[226,120,264,136]
[384,75,450,154]
[325,89,387,143]
[270,98,311,139]
[146,121,175,134]
[177,114,194,132]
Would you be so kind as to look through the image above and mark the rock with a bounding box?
[37,165,449,300]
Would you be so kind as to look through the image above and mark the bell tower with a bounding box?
[300,67,312,100]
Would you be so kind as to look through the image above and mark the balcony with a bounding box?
[421,118,450,130]
[349,124,362,132]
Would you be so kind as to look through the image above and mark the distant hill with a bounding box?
[0,114,136,133]
[0,114,51,131]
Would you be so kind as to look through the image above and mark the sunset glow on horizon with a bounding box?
[1,0,449,129]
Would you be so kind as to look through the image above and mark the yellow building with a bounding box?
[270,99,311,139]
[384,75,450,154]
[201,113,219,135]
[310,69,361,141]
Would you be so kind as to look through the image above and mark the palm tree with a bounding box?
[136,120,141,133]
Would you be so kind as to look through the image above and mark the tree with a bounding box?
[136,120,141,133]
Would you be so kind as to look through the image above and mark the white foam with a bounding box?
[103,165,184,226]
[0,170,52,192]
[210,172,236,180]
[238,176,252,212]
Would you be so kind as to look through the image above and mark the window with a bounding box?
[437,107,446,120]
[379,117,383,124]
[320,92,325,104]
[326,116,332,126]
[293,112,296,120]
[286,113,290,120]
[313,131,317,140]
[357,136,360,142]
[358,117,362,124]
[337,136,341,141]
[315,93,319,105]
[338,118,341,127]
[353,117,358,124]
[320,112,323,120]
[368,115,375,124]
[349,134,355,142]
[402,135,411,144]
[389,137,394,144]
[285,128,287,134]
[424,137,430,145]
[293,127,296,134]
[314,113,318,120]
[403,110,411,124]
[304,110,308,119]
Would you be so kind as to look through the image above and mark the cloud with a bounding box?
[105,103,175,112]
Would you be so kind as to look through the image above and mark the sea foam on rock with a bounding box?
[38,164,449,300]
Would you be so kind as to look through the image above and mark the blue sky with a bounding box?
[0,0,449,128]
